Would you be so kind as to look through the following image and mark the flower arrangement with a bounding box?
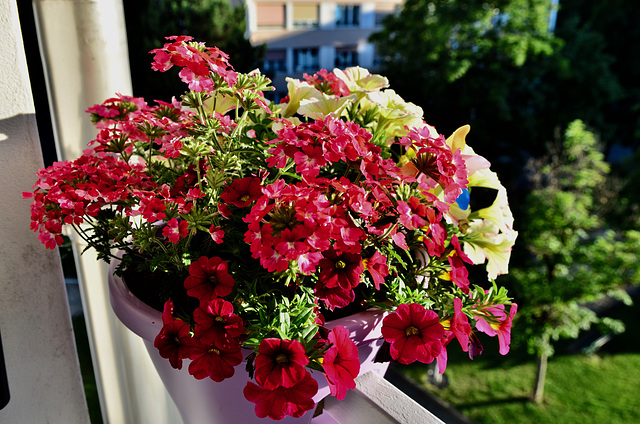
[25,36,518,420]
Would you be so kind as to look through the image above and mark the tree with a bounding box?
[506,120,640,403]
[556,0,640,149]
[370,0,560,160]
[369,0,630,192]
[124,0,265,101]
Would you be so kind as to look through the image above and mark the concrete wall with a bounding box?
[0,0,90,422]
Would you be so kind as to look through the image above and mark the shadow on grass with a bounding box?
[457,395,531,410]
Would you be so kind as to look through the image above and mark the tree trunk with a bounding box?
[532,352,548,403]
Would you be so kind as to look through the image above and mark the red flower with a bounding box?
[194,298,244,346]
[154,300,195,369]
[449,298,471,352]
[322,325,360,400]
[397,196,428,230]
[318,248,363,291]
[254,338,309,389]
[364,251,389,290]
[314,281,355,310]
[162,218,189,243]
[208,225,224,244]
[220,176,263,208]
[188,338,243,382]
[184,256,235,305]
[447,236,473,293]
[381,303,444,365]
[139,197,166,223]
[243,371,318,420]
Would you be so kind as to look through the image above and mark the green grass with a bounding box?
[402,296,640,424]
[72,315,103,424]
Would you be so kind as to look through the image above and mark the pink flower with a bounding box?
[179,67,214,92]
[208,225,225,243]
[364,251,389,290]
[254,338,309,389]
[184,256,235,305]
[449,298,471,352]
[397,196,428,230]
[162,218,189,243]
[447,235,473,293]
[475,303,517,355]
[381,303,444,365]
[244,371,318,420]
[323,326,360,400]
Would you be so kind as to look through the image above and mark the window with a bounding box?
[292,3,319,28]
[335,5,360,27]
[374,3,397,26]
[257,3,286,28]
[263,50,287,74]
[293,48,319,72]
[335,47,358,68]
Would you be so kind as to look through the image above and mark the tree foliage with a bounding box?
[370,0,560,165]
[507,119,638,363]
[503,120,640,401]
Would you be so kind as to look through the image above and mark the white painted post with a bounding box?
[323,372,445,424]
[0,0,89,422]
[31,1,181,422]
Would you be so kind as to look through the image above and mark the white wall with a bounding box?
[31,1,182,422]
[0,1,90,422]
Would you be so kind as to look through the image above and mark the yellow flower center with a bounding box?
[209,348,221,355]
[405,325,420,337]
[336,260,346,269]
[275,353,289,364]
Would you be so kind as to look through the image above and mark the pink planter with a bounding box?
[108,261,389,424]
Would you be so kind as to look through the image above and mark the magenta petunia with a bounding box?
[243,371,318,420]
[184,256,235,305]
[381,303,445,365]
[475,303,517,355]
[154,299,195,370]
[318,248,363,291]
[193,298,244,346]
[322,325,360,400]
[188,338,243,382]
[254,338,309,389]
[220,176,263,208]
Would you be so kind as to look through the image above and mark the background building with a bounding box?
[245,0,402,98]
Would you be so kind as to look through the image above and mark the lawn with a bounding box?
[402,296,640,424]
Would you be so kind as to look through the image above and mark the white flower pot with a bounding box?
[108,260,389,423]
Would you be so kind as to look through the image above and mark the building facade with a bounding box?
[245,0,402,98]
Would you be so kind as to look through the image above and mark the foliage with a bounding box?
[370,0,561,163]
[24,37,518,419]
[370,0,638,193]
[507,120,639,360]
